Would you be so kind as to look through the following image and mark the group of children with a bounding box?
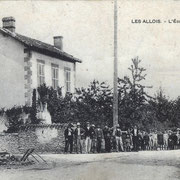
[64,122,180,153]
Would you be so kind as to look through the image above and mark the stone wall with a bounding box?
[0,133,19,154]
[0,124,66,154]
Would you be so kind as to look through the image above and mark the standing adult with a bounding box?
[95,125,104,153]
[168,131,174,150]
[125,128,132,152]
[131,125,139,151]
[157,131,164,150]
[74,122,85,154]
[84,122,95,153]
[138,130,144,151]
[152,130,158,150]
[114,124,124,152]
[163,130,169,150]
[91,124,97,153]
[103,125,112,152]
[149,130,154,150]
[172,131,178,150]
[143,132,150,150]
[64,123,74,153]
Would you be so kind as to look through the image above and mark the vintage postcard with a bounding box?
[0,0,179,180]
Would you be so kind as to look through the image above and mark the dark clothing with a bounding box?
[104,138,111,152]
[122,132,127,147]
[115,128,122,137]
[143,134,150,146]
[96,138,102,153]
[84,127,95,139]
[125,133,132,151]
[91,127,96,153]
[111,136,116,151]
[64,127,74,153]
[65,137,73,153]
[103,128,111,152]
[64,127,74,139]
[168,134,174,150]
[131,128,139,151]
[157,134,164,145]
[95,128,104,153]
[138,134,144,150]
[172,134,178,146]
[132,136,139,151]
[103,128,111,139]
[95,128,104,139]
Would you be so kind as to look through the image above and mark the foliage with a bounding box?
[35,81,113,126]
[5,106,31,133]
[74,80,113,126]
[29,89,38,124]
[118,57,153,128]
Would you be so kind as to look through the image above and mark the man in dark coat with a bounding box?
[103,125,112,152]
[91,124,97,153]
[157,131,164,150]
[95,125,104,153]
[143,132,150,150]
[131,125,139,151]
[168,131,174,150]
[64,123,74,153]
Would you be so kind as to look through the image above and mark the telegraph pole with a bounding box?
[113,0,118,127]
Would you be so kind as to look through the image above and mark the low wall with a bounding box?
[0,124,67,154]
[0,133,19,154]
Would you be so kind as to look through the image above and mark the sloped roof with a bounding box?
[0,28,82,63]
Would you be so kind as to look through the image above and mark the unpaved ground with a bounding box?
[0,150,180,180]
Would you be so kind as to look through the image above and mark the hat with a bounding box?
[86,121,90,124]
[116,124,120,128]
[77,122,80,126]
[91,124,95,127]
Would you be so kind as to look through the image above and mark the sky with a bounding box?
[0,0,180,99]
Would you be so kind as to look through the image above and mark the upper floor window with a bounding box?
[37,60,45,86]
[52,64,59,90]
[64,67,71,93]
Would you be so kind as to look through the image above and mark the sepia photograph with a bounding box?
[0,0,179,180]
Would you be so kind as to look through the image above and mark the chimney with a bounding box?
[53,36,63,50]
[2,17,15,33]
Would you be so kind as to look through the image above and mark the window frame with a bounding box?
[64,67,71,93]
[37,59,45,86]
[51,63,59,90]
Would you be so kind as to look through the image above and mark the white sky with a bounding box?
[0,0,180,99]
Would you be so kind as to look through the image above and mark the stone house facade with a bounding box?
[0,17,82,108]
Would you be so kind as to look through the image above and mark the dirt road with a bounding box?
[0,150,180,180]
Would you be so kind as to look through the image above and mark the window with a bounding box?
[64,67,71,93]
[52,64,59,89]
[37,60,45,86]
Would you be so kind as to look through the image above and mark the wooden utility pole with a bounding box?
[113,0,118,127]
